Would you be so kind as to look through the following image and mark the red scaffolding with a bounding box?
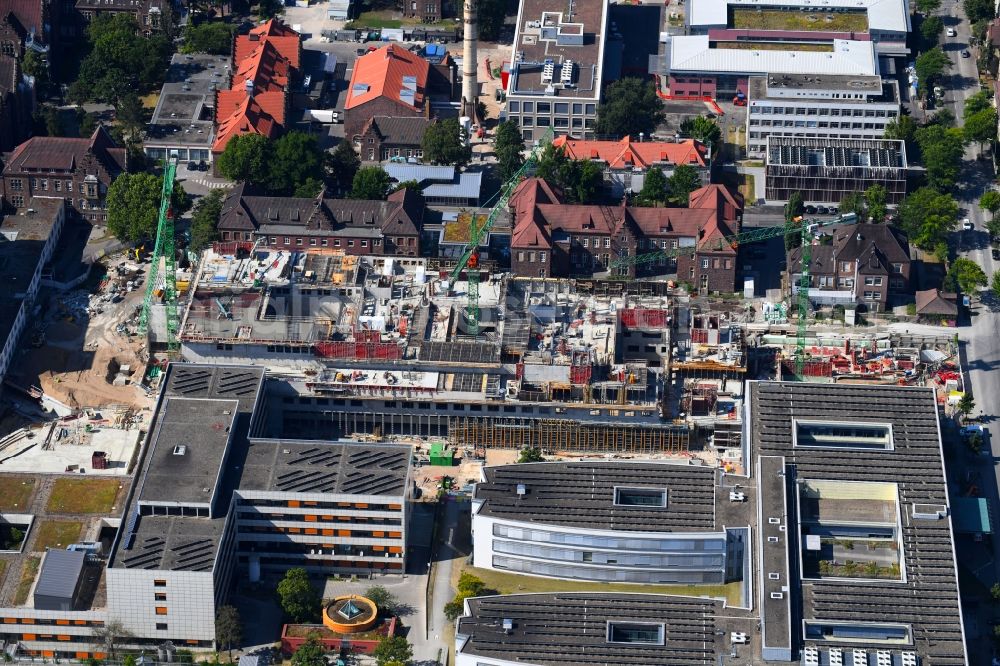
[619,308,668,329]
[313,341,402,360]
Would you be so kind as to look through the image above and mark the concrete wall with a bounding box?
[105,567,217,643]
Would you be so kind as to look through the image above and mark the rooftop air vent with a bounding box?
[516,483,527,496]
[173,445,187,456]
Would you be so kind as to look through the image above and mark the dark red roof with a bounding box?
[0,0,41,42]
[6,127,126,175]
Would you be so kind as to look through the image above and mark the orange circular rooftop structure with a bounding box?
[322,595,379,634]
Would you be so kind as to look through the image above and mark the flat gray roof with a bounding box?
[34,548,85,599]
[147,52,228,145]
[474,461,718,532]
[239,439,410,497]
[115,515,225,572]
[749,381,967,664]
[458,593,755,665]
[138,396,238,506]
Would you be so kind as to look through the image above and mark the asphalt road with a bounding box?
[936,0,1000,659]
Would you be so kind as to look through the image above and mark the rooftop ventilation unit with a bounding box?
[173,445,187,456]
[502,618,513,634]
[516,483,527,496]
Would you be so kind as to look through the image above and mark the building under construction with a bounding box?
[764,136,907,205]
[176,249,747,454]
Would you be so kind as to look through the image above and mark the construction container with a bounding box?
[429,443,455,466]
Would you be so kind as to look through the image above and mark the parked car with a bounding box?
[947,27,957,36]
[187,161,197,170]
[992,248,1000,260]
[963,218,974,230]
[962,49,971,58]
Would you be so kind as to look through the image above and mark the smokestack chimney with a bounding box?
[462,0,478,120]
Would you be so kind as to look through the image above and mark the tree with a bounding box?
[595,77,665,138]
[327,141,361,194]
[992,271,1000,299]
[920,15,944,44]
[535,142,569,186]
[216,134,270,185]
[421,118,471,166]
[106,173,165,242]
[898,187,958,255]
[364,585,399,616]
[916,0,941,12]
[373,636,412,666]
[92,620,133,661]
[294,177,325,198]
[215,606,242,663]
[964,90,992,119]
[290,637,326,666]
[268,131,326,195]
[637,166,667,206]
[181,21,236,55]
[190,188,226,252]
[784,192,805,250]
[915,47,951,96]
[116,92,146,144]
[980,191,1000,219]
[478,0,506,41]
[680,116,722,147]
[666,164,700,207]
[964,108,998,154]
[965,0,995,23]
[276,568,321,623]
[390,179,422,196]
[884,115,918,144]
[568,160,604,204]
[494,120,525,183]
[517,446,544,463]
[947,257,988,294]
[864,185,888,223]
[350,166,392,200]
[44,106,63,136]
[915,125,965,191]
[840,192,866,220]
[70,14,172,104]
[257,0,284,18]
[77,109,98,137]
[444,573,497,621]
[23,50,48,97]
[958,391,976,416]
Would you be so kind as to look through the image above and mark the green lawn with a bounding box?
[46,478,122,514]
[731,8,868,32]
[32,520,84,552]
[0,476,35,510]
[455,565,743,606]
[345,10,426,29]
[13,557,40,606]
[715,41,833,52]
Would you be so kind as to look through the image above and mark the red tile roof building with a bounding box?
[1,126,127,221]
[510,179,741,292]
[344,44,431,143]
[212,19,301,158]
[552,136,710,197]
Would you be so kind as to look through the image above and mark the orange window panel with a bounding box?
[304,528,318,535]
[3,618,15,624]
[22,634,36,641]
[372,531,385,538]
[57,635,71,641]
[337,502,352,508]
[338,530,350,537]
[74,620,87,626]
[388,504,402,511]
[322,529,334,536]
[288,528,301,534]
[388,532,402,538]
[304,515,317,522]
[42,651,54,658]
[186,640,199,646]
[303,501,318,506]
[155,607,168,616]
[76,653,89,660]
[288,500,301,508]
[355,503,368,509]
[56,620,69,626]
[372,546,384,552]
[22,618,35,624]
[388,546,403,553]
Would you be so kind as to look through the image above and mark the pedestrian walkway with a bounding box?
[185,177,231,190]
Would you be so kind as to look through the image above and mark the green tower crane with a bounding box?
[607,212,858,377]
[448,127,554,336]
[138,157,180,354]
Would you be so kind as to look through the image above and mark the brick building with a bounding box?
[509,178,741,292]
[399,0,440,23]
[212,20,300,161]
[217,183,425,256]
[552,136,710,197]
[75,0,171,34]
[787,222,911,310]
[358,116,430,162]
[0,53,32,151]
[0,126,126,221]
[344,44,455,146]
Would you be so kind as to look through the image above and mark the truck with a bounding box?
[308,109,341,124]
